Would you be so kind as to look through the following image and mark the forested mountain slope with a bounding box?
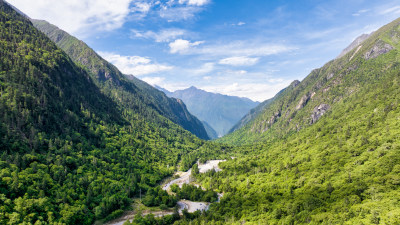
[185,18,400,224]
[220,17,400,145]
[0,2,228,224]
[159,86,259,138]
[227,85,290,134]
[31,19,209,140]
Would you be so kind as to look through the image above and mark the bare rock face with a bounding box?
[269,111,281,125]
[311,104,330,124]
[291,80,300,88]
[364,41,393,60]
[296,94,310,110]
[337,33,371,59]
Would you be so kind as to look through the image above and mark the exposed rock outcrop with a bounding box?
[311,104,330,124]
[296,94,310,110]
[269,111,281,125]
[364,41,393,60]
[337,33,371,59]
[291,80,300,88]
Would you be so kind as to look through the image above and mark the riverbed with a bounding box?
[105,160,225,225]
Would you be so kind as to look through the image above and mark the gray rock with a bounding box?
[296,94,310,110]
[311,104,330,124]
[291,80,300,88]
[337,33,371,59]
[364,41,393,60]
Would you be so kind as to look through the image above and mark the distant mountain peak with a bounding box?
[32,19,210,140]
[158,86,259,138]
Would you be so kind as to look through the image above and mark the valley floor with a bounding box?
[105,160,225,225]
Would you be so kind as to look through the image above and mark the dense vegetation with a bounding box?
[32,19,210,140]
[0,2,228,224]
[170,183,218,203]
[184,18,400,224]
[220,18,400,146]
[2,0,400,224]
[124,214,180,225]
[142,187,178,208]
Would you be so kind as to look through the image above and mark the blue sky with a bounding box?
[8,0,400,101]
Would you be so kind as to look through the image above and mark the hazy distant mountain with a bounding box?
[201,121,219,139]
[157,86,259,138]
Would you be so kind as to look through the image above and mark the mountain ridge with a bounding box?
[32,19,209,140]
[3,0,400,224]
[190,16,400,224]
[219,18,400,145]
[158,85,259,138]
[227,82,294,134]
[0,2,232,223]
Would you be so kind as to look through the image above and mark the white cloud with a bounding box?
[7,0,211,35]
[380,5,400,15]
[7,0,141,36]
[352,9,369,16]
[131,28,187,42]
[99,52,173,76]
[141,76,166,86]
[158,0,210,22]
[159,6,203,22]
[178,0,210,6]
[179,41,294,57]
[302,27,347,40]
[169,39,205,54]
[228,70,247,75]
[192,63,215,74]
[219,56,259,66]
[132,2,152,13]
[232,22,246,26]
[201,80,291,102]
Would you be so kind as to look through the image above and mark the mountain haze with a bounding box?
[158,86,259,138]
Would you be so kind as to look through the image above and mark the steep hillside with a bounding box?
[337,33,372,58]
[228,85,291,134]
[0,2,229,224]
[201,120,219,140]
[31,19,209,140]
[188,18,400,224]
[127,75,210,140]
[159,86,259,138]
[220,17,400,145]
